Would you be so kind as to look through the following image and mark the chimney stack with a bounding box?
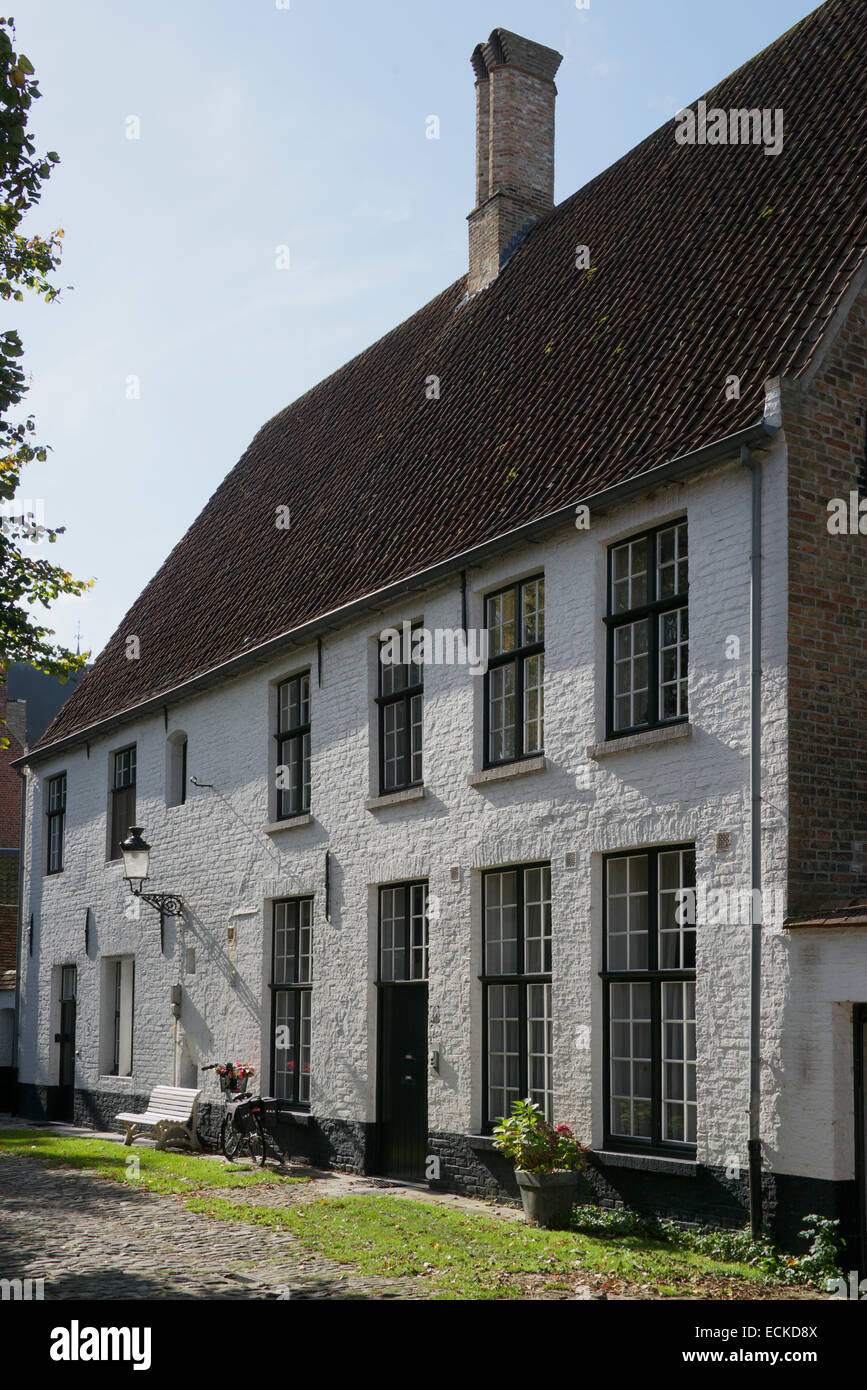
[468,29,563,295]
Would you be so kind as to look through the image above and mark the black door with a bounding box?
[377,982,428,1180]
[57,965,77,1123]
[855,1005,867,1275]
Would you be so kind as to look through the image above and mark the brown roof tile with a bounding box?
[34,0,867,751]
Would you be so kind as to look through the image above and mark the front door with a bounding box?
[376,881,430,1181]
[377,982,428,1180]
[57,965,77,1123]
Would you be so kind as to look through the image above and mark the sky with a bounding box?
[9,0,820,660]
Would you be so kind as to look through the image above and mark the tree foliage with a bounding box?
[0,15,90,688]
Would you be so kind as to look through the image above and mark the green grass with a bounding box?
[184,1193,766,1299]
[0,1128,308,1195]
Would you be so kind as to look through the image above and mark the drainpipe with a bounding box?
[743,442,763,1237]
[11,764,26,1114]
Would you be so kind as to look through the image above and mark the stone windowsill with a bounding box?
[274,1109,313,1127]
[365,786,426,811]
[97,1075,134,1084]
[587,722,692,760]
[466,1134,497,1151]
[590,1148,698,1177]
[263,813,314,834]
[468,756,547,788]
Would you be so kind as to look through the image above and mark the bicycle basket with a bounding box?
[220,1070,249,1094]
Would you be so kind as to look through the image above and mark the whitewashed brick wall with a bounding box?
[18,434,852,1186]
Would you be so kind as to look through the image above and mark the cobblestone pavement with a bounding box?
[0,1150,422,1300]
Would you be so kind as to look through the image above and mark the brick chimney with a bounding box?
[467,29,563,295]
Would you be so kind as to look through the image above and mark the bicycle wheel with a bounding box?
[244,1113,266,1166]
[221,1113,242,1160]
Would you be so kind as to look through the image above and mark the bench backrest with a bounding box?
[146,1085,201,1118]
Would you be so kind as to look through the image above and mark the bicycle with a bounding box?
[201,1062,266,1166]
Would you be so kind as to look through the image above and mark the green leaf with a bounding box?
[17,54,35,74]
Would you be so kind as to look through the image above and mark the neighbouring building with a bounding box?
[11,2,867,1252]
[1,665,85,1107]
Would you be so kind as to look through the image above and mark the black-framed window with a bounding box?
[270,898,313,1105]
[482,863,552,1126]
[606,520,688,737]
[276,673,311,819]
[484,576,544,767]
[377,630,423,793]
[603,845,696,1153]
[378,881,428,982]
[46,772,67,873]
[110,747,136,861]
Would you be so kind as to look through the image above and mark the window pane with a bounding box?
[484,871,519,975]
[611,539,647,613]
[606,855,649,970]
[383,700,407,791]
[523,865,552,973]
[487,984,520,1123]
[609,981,652,1137]
[488,663,516,762]
[659,607,688,720]
[612,619,649,730]
[274,991,296,1101]
[662,981,696,1143]
[657,523,688,600]
[487,589,516,657]
[522,578,544,645]
[527,983,553,1120]
[658,849,696,970]
[523,653,544,754]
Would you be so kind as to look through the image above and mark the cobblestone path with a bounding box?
[0,1153,421,1300]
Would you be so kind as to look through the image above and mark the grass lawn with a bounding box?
[185,1192,800,1300]
[0,1127,307,1195]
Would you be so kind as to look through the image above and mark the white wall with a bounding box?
[19,436,853,1185]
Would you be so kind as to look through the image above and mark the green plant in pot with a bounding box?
[492,1098,586,1230]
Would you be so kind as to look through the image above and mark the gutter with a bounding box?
[742,441,764,1237]
[13,417,779,770]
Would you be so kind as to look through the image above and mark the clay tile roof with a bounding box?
[33,0,867,753]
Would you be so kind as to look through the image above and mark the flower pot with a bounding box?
[515,1169,579,1230]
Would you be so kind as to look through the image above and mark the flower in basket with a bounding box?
[491,1099,587,1174]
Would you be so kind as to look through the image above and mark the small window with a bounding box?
[46,772,67,873]
[110,746,136,861]
[378,881,429,982]
[377,628,423,793]
[102,956,134,1077]
[270,898,313,1105]
[482,863,552,1126]
[275,673,311,819]
[606,521,688,736]
[166,733,187,808]
[484,576,544,766]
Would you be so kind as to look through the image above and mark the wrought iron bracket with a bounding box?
[130,888,184,952]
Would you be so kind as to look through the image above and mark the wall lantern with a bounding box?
[120,826,185,951]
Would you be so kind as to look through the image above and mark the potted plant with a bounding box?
[492,1098,586,1229]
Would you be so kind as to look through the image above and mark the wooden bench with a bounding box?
[117,1085,202,1150]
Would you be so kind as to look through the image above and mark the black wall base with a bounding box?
[9,1087,859,1256]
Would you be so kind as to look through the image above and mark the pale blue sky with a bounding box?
[12,0,819,658]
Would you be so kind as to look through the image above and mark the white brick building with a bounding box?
[10,8,867,1253]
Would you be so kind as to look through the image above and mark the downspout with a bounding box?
[11,765,26,1113]
[743,442,763,1237]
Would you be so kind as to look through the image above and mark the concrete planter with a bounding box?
[515,1169,580,1230]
